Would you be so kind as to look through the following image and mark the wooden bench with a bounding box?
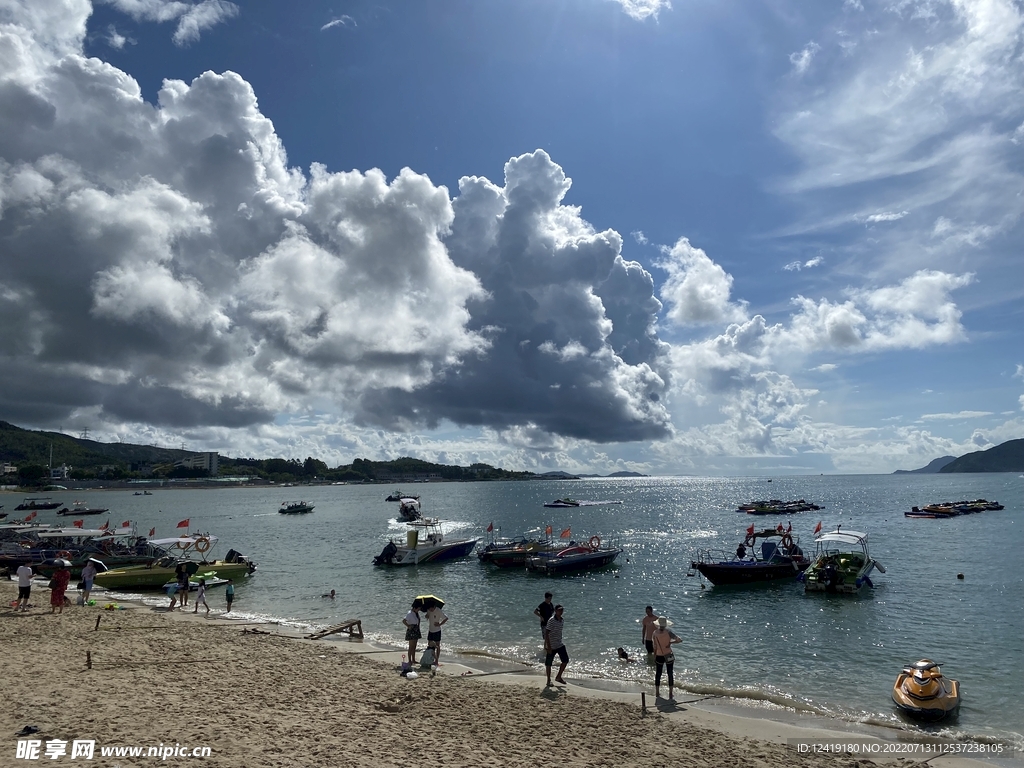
[305,619,363,640]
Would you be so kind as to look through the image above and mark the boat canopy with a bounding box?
[814,530,868,547]
[36,529,129,538]
[150,534,219,548]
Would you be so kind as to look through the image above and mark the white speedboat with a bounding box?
[801,527,884,594]
[373,520,477,566]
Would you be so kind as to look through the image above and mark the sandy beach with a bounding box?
[1,580,1001,768]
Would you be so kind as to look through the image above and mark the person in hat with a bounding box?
[403,598,423,664]
[81,560,98,604]
[651,616,681,699]
[50,561,71,614]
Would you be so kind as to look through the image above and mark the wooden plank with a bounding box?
[305,619,363,640]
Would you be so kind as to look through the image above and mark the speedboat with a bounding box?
[543,498,580,508]
[690,527,809,586]
[279,501,314,514]
[892,660,960,721]
[57,501,109,516]
[386,490,419,502]
[801,527,884,594]
[396,498,423,522]
[736,499,821,514]
[93,536,257,589]
[525,536,622,574]
[478,535,558,567]
[372,520,477,566]
[14,497,63,511]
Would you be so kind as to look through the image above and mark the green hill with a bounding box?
[0,421,190,469]
[940,439,1024,473]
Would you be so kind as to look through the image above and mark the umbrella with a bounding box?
[415,594,444,608]
[57,558,73,567]
[87,558,109,573]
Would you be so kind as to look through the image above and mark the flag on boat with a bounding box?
[813,521,822,534]
[149,527,156,537]
[486,522,493,532]
[746,523,754,536]
[776,523,784,533]
[560,527,571,539]
[176,518,190,529]
[25,511,36,521]
[73,519,83,528]
[545,525,553,536]
[121,520,130,528]
[99,520,109,530]
[786,522,792,533]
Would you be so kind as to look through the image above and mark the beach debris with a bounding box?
[15,726,40,737]
[305,619,363,640]
[241,627,272,635]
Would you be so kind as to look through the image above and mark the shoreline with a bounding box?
[3,581,1011,767]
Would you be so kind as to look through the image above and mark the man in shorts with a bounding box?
[425,603,448,665]
[16,563,33,611]
[641,605,659,656]
[534,592,554,643]
[545,605,569,686]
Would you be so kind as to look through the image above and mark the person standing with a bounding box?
[175,564,189,608]
[16,563,33,611]
[545,605,569,686]
[534,592,554,644]
[424,602,448,665]
[193,578,210,615]
[641,605,659,656]
[651,616,681,699]
[50,563,71,615]
[403,599,423,665]
[225,580,235,613]
[81,560,98,604]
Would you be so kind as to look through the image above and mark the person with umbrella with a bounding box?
[81,559,99,604]
[418,595,448,666]
[50,560,71,615]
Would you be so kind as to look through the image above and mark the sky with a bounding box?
[1,0,1022,475]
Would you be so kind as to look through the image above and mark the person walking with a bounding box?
[403,598,423,665]
[16,563,33,611]
[534,592,555,645]
[50,562,71,615]
[225,580,234,613]
[193,578,210,614]
[545,605,569,686]
[81,560,98,604]
[641,605,659,656]
[424,602,448,665]
[651,616,681,699]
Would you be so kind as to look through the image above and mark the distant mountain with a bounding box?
[606,471,648,477]
[534,471,581,480]
[0,420,190,469]
[893,456,957,474]
[939,439,1024,473]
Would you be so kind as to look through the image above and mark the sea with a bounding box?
[17,473,1023,748]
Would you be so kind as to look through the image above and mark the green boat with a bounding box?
[93,535,256,590]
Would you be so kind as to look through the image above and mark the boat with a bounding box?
[690,528,810,585]
[907,499,1004,518]
[5,527,163,578]
[386,490,419,502]
[800,527,885,594]
[93,536,257,589]
[477,535,558,568]
[543,498,580,508]
[372,520,478,566]
[56,501,110,516]
[14,497,63,511]
[892,659,961,722]
[525,535,622,574]
[278,501,314,514]
[162,575,229,592]
[736,499,821,515]
[396,497,423,522]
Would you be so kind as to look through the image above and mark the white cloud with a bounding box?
[862,210,908,222]
[812,363,838,372]
[104,24,132,48]
[784,256,825,271]
[612,0,671,21]
[658,238,748,326]
[631,230,648,245]
[1014,364,1024,380]
[99,0,239,45]
[920,410,993,420]
[789,42,820,74]
[321,16,354,31]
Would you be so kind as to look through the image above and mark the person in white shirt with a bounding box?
[402,599,423,664]
[16,564,33,610]
[424,604,449,664]
[81,561,98,603]
[193,579,210,614]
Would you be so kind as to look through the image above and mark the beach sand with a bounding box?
[1,580,995,767]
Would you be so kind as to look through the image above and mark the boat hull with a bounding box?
[694,560,807,586]
[94,561,256,589]
[526,548,622,574]
[376,539,478,566]
[892,675,960,722]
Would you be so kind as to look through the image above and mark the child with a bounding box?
[166,582,179,611]
[225,579,234,613]
[193,579,210,615]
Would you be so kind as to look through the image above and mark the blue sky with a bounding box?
[1,0,1022,474]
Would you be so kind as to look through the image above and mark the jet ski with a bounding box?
[892,659,960,722]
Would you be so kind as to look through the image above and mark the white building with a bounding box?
[174,452,219,475]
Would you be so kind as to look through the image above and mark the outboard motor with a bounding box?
[822,562,840,592]
[373,541,399,566]
[225,548,241,563]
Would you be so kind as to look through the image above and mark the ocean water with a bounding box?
[21,473,1023,745]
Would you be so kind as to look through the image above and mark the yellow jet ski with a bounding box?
[892,659,960,722]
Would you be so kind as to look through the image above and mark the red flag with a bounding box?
[149,527,156,537]
[560,527,571,539]
[813,521,822,535]
[99,520,109,530]
[121,520,131,528]
[26,511,36,521]
[776,523,784,533]
[786,522,792,533]
[73,519,84,528]
[486,522,493,532]
[176,518,190,529]
[545,525,553,536]
[745,523,755,536]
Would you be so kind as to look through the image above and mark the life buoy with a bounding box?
[193,537,211,554]
[781,534,794,550]
[56,550,72,559]
[589,535,601,550]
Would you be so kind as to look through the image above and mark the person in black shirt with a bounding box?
[534,592,554,643]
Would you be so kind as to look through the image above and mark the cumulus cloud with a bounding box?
[613,0,671,21]
[631,230,648,245]
[658,238,747,326]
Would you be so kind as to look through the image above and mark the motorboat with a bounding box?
[162,575,229,592]
[0,527,159,578]
[736,499,821,514]
[93,536,257,589]
[57,501,110,516]
[14,497,63,511]
[372,520,477,566]
[543,498,580,508]
[525,536,622,574]
[907,499,1004,518]
[396,497,423,522]
[690,527,810,586]
[386,490,419,502]
[477,534,558,567]
[279,501,314,514]
[892,659,961,721]
[800,527,884,594]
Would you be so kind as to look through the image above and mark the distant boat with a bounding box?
[544,498,579,508]
[14,497,63,511]
[526,536,622,574]
[279,501,315,515]
[386,490,419,502]
[57,501,109,516]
